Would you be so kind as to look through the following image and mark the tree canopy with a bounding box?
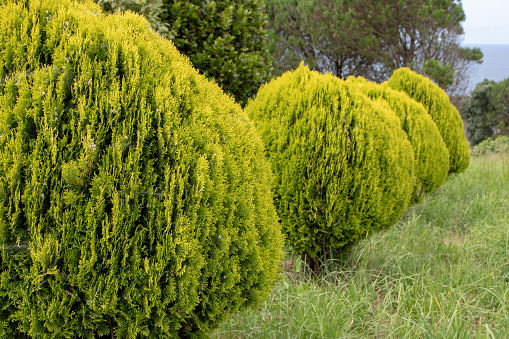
[266,0,385,81]
[266,0,482,97]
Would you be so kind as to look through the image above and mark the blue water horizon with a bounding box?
[463,44,509,90]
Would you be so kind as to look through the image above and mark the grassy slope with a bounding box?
[211,153,509,338]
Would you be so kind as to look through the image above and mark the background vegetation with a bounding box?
[470,136,509,157]
[461,78,509,145]
[96,0,486,107]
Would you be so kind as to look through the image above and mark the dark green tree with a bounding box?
[266,0,386,81]
[364,0,483,100]
[97,0,273,106]
[487,78,509,138]
[459,79,496,146]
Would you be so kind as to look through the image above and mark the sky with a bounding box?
[462,0,509,45]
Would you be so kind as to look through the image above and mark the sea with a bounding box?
[465,44,509,90]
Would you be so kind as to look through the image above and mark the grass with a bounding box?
[210,153,509,338]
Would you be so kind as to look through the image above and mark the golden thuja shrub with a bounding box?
[0,0,283,337]
[346,77,449,199]
[245,64,415,261]
[388,68,470,173]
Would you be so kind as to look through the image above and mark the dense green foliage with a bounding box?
[346,77,449,197]
[459,79,496,146]
[388,68,470,173]
[0,0,283,337]
[471,136,509,157]
[97,0,272,106]
[460,77,509,146]
[265,0,482,98]
[487,77,509,138]
[420,58,455,88]
[245,64,415,261]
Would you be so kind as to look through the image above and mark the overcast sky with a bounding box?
[462,0,509,45]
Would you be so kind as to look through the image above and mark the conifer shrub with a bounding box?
[0,0,283,337]
[388,67,470,173]
[345,77,449,198]
[245,64,415,262]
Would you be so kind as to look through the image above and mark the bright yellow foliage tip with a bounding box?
[388,68,470,173]
[246,64,415,260]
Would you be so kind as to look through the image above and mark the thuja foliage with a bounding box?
[0,0,283,337]
[345,77,449,198]
[245,64,415,261]
[388,68,470,173]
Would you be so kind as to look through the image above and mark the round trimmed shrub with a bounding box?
[388,68,470,173]
[245,64,415,261]
[0,0,283,337]
[346,77,449,198]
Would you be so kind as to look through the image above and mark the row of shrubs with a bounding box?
[245,64,470,266]
[0,0,470,337]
